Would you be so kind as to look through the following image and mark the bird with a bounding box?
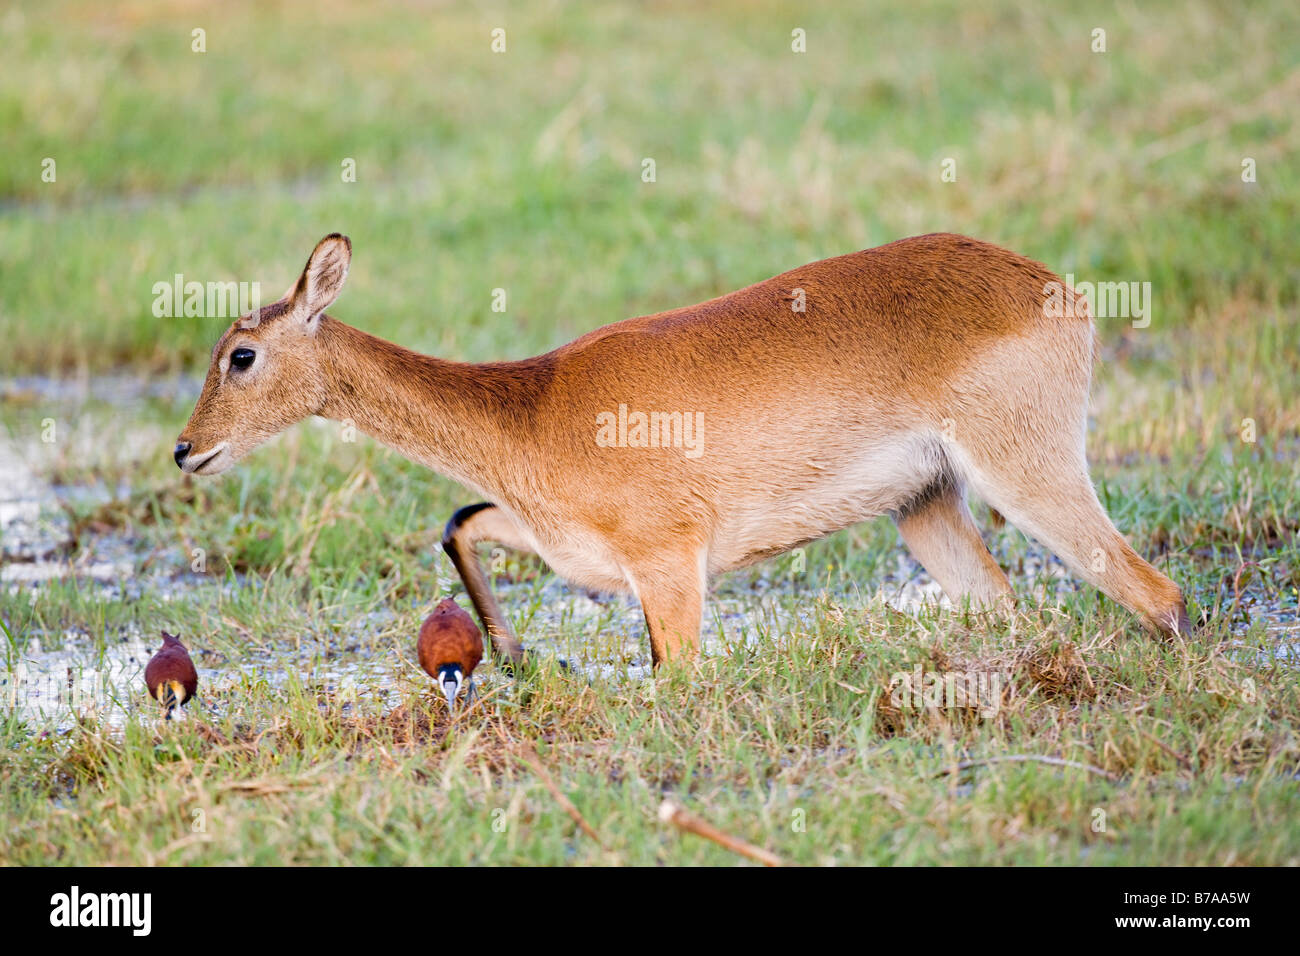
[418,598,484,712]
[144,630,199,721]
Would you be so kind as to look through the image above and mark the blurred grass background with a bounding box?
[1,0,1298,865]
[2,0,1296,378]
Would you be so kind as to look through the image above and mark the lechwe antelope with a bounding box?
[175,233,1190,669]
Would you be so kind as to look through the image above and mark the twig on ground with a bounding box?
[934,754,1119,782]
[657,798,784,867]
[1139,729,1194,770]
[515,741,604,848]
[1228,560,1260,620]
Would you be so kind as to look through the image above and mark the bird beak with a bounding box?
[442,676,462,713]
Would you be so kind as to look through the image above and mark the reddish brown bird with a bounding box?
[418,598,484,712]
[144,630,199,721]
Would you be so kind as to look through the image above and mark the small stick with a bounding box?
[934,754,1119,782]
[516,742,604,848]
[1228,560,1259,620]
[1138,729,1194,770]
[657,798,784,867]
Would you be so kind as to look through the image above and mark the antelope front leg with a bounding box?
[634,560,706,668]
[441,502,534,669]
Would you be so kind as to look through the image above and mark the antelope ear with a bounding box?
[288,233,351,326]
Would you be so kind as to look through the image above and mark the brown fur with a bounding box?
[176,233,1190,668]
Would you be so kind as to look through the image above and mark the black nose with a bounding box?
[173,442,192,468]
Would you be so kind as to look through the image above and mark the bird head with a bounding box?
[438,664,464,712]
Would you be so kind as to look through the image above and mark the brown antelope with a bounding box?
[174,232,1190,670]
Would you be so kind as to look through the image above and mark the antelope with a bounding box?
[174,232,1191,670]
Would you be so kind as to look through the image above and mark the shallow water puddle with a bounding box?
[2,627,409,732]
[1230,602,1300,666]
[0,466,1171,733]
[5,628,166,727]
[485,549,1049,681]
[3,383,1295,731]
[0,429,70,564]
[2,541,964,729]
[5,540,1293,733]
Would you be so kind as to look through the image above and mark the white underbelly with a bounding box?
[530,531,634,594]
[503,433,942,590]
[708,435,943,572]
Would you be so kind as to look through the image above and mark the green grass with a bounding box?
[1,0,1298,865]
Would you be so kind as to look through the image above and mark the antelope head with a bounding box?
[173,234,351,475]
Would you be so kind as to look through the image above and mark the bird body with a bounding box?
[418,598,484,711]
[144,631,199,721]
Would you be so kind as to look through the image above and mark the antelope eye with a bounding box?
[229,347,256,369]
